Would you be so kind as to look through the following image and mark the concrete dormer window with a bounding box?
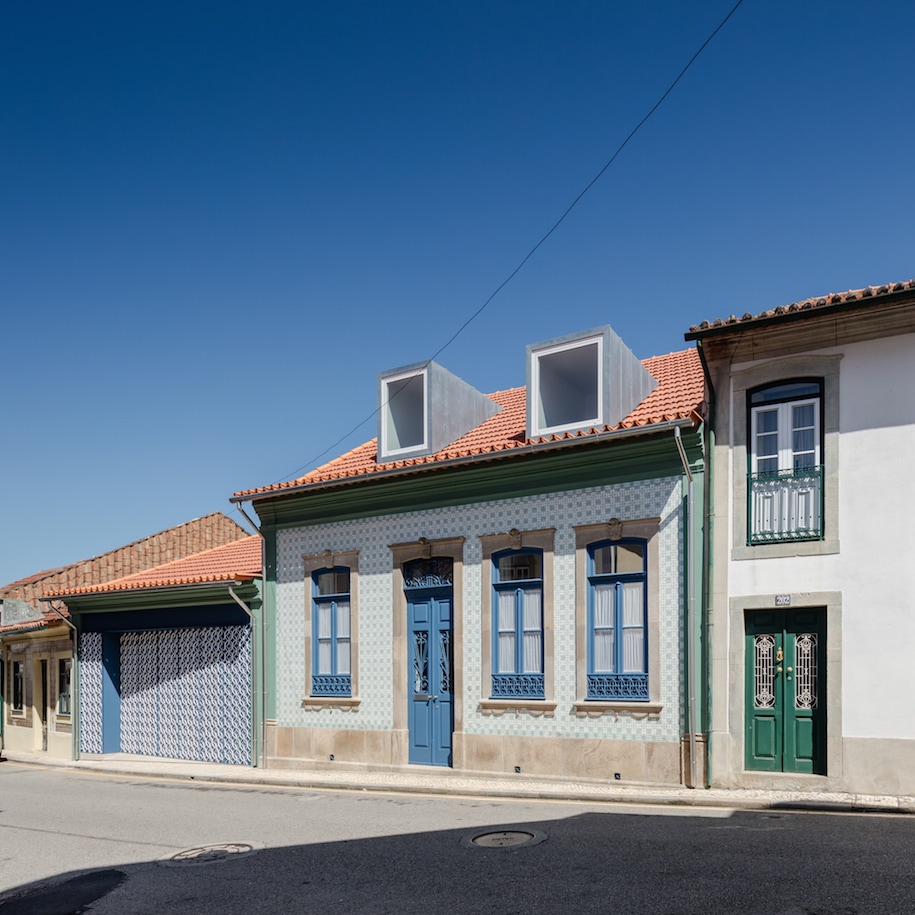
[530,334,603,436]
[377,360,501,463]
[526,326,658,440]
[381,367,428,457]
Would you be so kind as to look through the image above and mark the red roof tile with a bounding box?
[47,536,262,597]
[687,279,915,336]
[236,348,704,497]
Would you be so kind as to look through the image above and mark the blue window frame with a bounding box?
[312,567,351,697]
[587,539,648,700]
[491,549,544,699]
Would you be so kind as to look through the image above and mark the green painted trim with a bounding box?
[60,582,262,614]
[253,431,704,531]
[687,468,707,735]
[67,581,264,768]
[263,532,278,721]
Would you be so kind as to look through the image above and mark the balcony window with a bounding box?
[749,380,823,544]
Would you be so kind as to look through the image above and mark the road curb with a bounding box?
[3,751,913,815]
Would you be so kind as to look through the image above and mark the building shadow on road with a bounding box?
[0,806,911,914]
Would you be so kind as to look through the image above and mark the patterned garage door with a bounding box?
[80,627,251,765]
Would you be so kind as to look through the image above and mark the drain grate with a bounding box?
[465,829,547,849]
[160,843,257,866]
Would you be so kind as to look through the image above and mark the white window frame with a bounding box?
[530,335,603,437]
[380,367,428,458]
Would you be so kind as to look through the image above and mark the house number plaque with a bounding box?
[775,594,791,607]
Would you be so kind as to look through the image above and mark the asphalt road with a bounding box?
[1,761,914,914]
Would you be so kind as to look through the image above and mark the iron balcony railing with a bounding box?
[749,465,824,545]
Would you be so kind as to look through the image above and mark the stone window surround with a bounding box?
[730,354,841,560]
[572,517,663,718]
[301,549,361,711]
[479,528,557,717]
[389,536,466,764]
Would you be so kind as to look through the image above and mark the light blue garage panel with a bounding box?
[80,627,251,765]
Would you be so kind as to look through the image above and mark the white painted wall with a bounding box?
[728,332,915,742]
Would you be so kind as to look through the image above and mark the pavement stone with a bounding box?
[2,749,913,815]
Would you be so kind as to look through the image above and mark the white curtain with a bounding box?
[621,582,644,673]
[316,604,332,673]
[593,582,615,672]
[522,588,543,673]
[335,601,351,674]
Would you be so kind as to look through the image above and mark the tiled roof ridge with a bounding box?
[46,536,262,598]
[688,279,915,334]
[235,348,703,497]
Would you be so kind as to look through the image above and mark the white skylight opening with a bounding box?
[531,335,603,436]
[381,368,427,457]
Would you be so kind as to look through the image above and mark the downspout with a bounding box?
[45,601,79,762]
[228,585,264,769]
[696,337,715,787]
[674,426,698,788]
[232,500,268,770]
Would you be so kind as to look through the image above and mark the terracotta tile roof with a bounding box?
[687,279,915,337]
[46,536,262,598]
[1,566,70,593]
[236,348,704,498]
[0,512,250,607]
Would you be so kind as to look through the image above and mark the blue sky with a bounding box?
[2,1,913,585]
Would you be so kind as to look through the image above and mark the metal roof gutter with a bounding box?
[39,578,259,602]
[232,416,699,504]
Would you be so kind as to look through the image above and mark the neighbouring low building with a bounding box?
[46,536,263,766]
[1,513,250,759]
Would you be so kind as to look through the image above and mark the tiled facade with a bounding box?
[269,476,688,783]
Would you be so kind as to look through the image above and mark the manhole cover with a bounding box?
[465,829,547,849]
[160,843,257,866]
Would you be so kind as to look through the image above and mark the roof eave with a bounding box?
[685,284,915,341]
[233,415,700,504]
[41,575,260,602]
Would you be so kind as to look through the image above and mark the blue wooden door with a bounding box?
[407,588,453,766]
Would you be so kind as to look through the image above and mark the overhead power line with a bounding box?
[275,0,745,484]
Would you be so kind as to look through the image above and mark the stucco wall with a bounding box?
[717,331,915,792]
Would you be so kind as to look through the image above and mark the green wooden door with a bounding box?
[745,609,825,774]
